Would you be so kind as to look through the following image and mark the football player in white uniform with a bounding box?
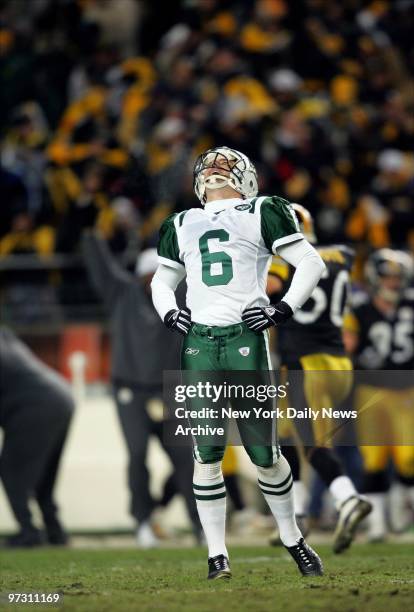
[151,146,326,579]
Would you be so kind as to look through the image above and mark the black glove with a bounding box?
[164,308,192,335]
[242,301,293,332]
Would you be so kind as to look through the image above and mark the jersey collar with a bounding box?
[204,197,243,214]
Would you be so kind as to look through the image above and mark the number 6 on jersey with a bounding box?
[199,229,233,287]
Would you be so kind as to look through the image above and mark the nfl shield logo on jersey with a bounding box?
[239,347,250,356]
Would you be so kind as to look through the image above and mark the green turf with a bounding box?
[0,544,412,612]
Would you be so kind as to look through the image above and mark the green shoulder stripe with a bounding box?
[157,213,182,265]
[178,210,188,227]
[249,197,259,214]
[260,196,301,253]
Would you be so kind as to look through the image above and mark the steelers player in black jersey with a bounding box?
[267,205,371,554]
[343,248,414,541]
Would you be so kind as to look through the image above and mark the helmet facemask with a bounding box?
[365,249,413,304]
[193,146,258,204]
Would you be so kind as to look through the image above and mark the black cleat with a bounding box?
[5,528,44,548]
[45,520,69,546]
[285,538,323,576]
[207,554,232,580]
[333,495,372,554]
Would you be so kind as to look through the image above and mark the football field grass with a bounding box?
[0,543,413,611]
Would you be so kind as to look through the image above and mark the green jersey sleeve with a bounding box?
[260,196,303,254]
[157,213,183,268]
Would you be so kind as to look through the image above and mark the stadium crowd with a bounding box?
[1,0,414,263]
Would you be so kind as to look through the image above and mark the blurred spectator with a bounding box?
[81,0,142,58]
[146,116,191,208]
[369,150,414,247]
[0,0,412,263]
[0,209,54,257]
[105,196,141,254]
[1,102,49,217]
[268,68,303,110]
[239,0,292,73]
[82,230,202,545]
[0,161,53,256]
[347,149,414,249]
[0,327,73,547]
[0,164,28,237]
[54,162,108,253]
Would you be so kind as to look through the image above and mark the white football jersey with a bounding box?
[158,195,302,326]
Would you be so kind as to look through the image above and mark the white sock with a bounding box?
[329,475,357,508]
[193,460,228,559]
[293,480,308,516]
[365,492,387,539]
[257,454,302,547]
[389,482,412,532]
[136,521,159,548]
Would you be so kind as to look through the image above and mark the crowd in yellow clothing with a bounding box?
[1,0,414,264]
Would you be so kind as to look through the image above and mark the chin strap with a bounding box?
[204,174,233,190]
[200,173,243,204]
